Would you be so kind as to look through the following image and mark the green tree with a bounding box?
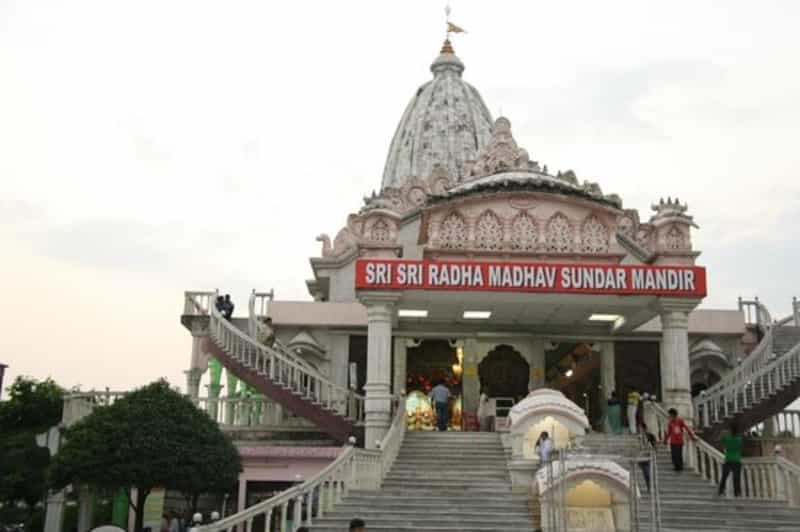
[0,377,64,530]
[51,380,242,532]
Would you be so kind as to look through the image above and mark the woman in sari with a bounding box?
[606,390,623,434]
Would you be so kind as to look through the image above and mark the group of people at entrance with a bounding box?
[605,389,648,435]
[606,389,744,497]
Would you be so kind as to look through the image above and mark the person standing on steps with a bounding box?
[536,431,554,467]
[222,294,234,320]
[258,316,276,348]
[718,422,743,497]
[349,518,366,532]
[478,388,494,432]
[663,408,696,471]
[429,380,451,431]
[606,390,622,434]
[627,388,641,434]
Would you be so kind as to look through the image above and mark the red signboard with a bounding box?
[355,259,707,298]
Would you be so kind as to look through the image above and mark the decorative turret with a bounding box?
[648,197,698,260]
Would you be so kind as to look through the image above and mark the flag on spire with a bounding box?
[447,21,467,34]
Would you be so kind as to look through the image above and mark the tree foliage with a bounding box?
[51,380,242,531]
[0,377,64,508]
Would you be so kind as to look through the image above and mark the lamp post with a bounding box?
[0,363,7,400]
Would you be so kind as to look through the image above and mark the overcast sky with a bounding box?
[2,1,799,394]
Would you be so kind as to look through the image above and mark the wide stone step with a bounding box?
[310,517,535,529]
[331,501,529,512]
[345,490,529,503]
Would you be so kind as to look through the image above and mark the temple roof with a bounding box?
[427,117,624,209]
[381,40,493,190]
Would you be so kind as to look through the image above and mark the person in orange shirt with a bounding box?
[663,408,697,471]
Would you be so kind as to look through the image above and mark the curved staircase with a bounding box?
[694,298,800,442]
[184,292,364,443]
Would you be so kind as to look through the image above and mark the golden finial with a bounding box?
[441,2,465,55]
[440,39,455,55]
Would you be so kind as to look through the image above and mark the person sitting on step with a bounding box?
[349,518,366,532]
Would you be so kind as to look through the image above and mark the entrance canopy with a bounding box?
[356,258,706,336]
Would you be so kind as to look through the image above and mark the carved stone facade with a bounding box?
[422,195,622,258]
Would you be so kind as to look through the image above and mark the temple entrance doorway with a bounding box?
[478,344,529,400]
[405,339,463,431]
[545,342,602,427]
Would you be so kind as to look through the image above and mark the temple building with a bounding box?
[175,37,800,531]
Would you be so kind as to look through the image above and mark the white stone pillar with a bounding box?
[360,293,399,449]
[237,476,247,513]
[599,341,616,415]
[658,299,699,422]
[184,368,204,402]
[77,486,93,532]
[528,338,547,391]
[393,337,407,395]
[463,338,480,415]
[43,490,66,532]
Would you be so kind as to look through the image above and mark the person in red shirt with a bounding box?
[663,408,696,471]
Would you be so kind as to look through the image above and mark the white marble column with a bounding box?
[658,299,699,422]
[599,341,616,419]
[43,490,65,532]
[77,486,93,532]
[393,337,407,395]
[360,293,399,449]
[528,338,547,391]
[187,321,209,401]
[237,476,247,513]
[462,338,480,414]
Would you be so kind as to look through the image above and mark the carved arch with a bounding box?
[439,211,467,249]
[510,212,538,252]
[474,210,504,250]
[581,215,609,253]
[545,212,573,253]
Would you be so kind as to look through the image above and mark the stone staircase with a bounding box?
[696,321,800,443]
[310,431,535,531]
[637,447,800,531]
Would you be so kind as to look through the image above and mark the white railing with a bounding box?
[190,291,365,423]
[739,297,772,331]
[694,340,800,429]
[248,289,274,337]
[62,390,128,425]
[184,290,217,315]
[191,397,406,532]
[646,401,800,505]
[245,291,321,379]
[196,395,288,427]
[759,409,800,438]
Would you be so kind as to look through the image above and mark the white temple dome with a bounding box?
[509,388,590,429]
[381,40,493,190]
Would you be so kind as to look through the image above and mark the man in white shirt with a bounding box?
[428,381,451,431]
[536,431,554,466]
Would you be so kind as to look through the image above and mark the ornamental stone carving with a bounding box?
[475,210,504,250]
[369,217,392,242]
[510,212,538,252]
[469,117,540,179]
[665,225,686,250]
[439,211,468,249]
[545,212,574,253]
[581,215,610,253]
